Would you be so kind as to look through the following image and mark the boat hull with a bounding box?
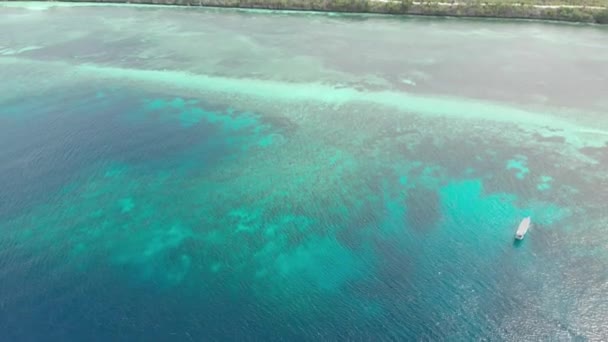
[515,217,531,240]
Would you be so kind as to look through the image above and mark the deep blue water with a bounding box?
[0,85,602,341]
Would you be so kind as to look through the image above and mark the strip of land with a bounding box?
[374,0,608,23]
[2,0,606,23]
[400,1,606,10]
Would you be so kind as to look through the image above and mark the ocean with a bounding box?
[1,3,607,340]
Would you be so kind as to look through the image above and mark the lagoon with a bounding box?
[1,3,607,340]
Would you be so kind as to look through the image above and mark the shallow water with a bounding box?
[1,3,607,340]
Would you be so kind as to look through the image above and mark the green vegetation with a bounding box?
[595,9,608,23]
[543,6,595,22]
[460,0,605,5]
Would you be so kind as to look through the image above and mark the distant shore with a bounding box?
[2,0,608,24]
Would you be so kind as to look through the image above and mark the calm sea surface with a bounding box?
[1,3,607,340]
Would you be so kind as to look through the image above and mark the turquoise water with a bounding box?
[1,3,608,340]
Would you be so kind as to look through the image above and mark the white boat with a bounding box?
[515,217,531,240]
